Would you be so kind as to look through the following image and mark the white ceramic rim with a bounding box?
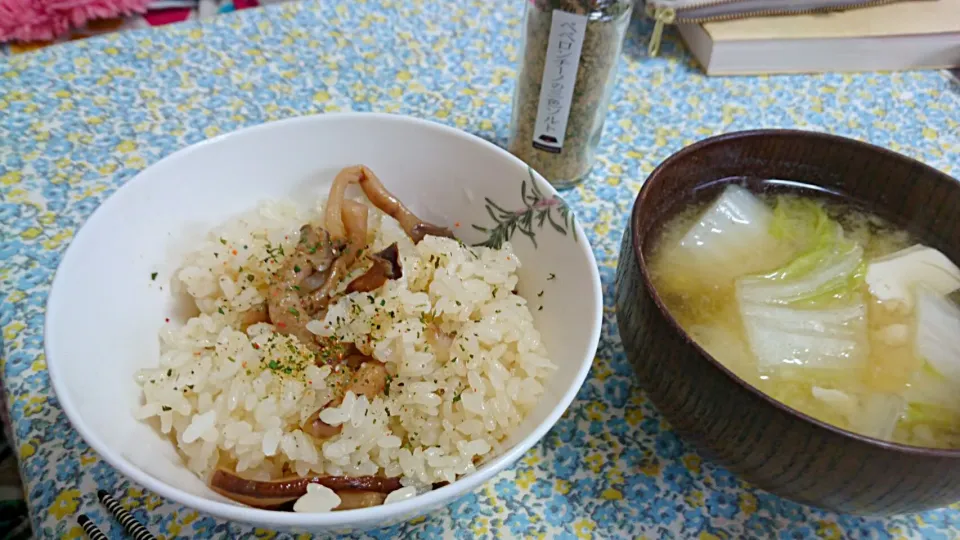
[45,112,603,528]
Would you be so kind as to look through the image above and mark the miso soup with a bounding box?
[648,182,960,449]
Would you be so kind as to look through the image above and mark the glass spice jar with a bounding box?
[508,0,634,190]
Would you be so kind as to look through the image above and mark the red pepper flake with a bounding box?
[232,250,238,256]
[165,318,170,323]
[277,322,286,328]
[252,343,260,350]
[242,361,248,368]
[454,222,461,228]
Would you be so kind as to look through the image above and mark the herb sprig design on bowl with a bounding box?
[473,168,577,249]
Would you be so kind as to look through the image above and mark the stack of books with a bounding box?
[674,0,960,75]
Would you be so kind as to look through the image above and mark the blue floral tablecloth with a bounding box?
[1,1,959,538]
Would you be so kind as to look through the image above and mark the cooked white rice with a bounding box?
[134,197,554,492]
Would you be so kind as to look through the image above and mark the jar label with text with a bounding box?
[531,9,588,154]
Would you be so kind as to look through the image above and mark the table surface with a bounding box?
[2,0,960,538]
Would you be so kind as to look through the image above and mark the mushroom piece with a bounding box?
[301,271,329,293]
[306,200,370,313]
[302,407,344,439]
[209,468,402,509]
[350,360,389,399]
[302,358,387,440]
[326,165,455,244]
[267,224,340,350]
[343,353,375,369]
[239,304,269,331]
[334,490,388,510]
[324,167,363,242]
[346,243,402,294]
[410,222,456,244]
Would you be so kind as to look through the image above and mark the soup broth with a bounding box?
[648,182,960,449]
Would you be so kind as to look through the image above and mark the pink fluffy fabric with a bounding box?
[0,0,151,42]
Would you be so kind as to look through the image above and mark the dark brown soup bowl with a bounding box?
[614,129,960,516]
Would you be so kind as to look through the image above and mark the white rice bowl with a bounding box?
[45,113,602,533]
[133,196,554,503]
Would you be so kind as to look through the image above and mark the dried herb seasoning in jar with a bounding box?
[508,0,633,189]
